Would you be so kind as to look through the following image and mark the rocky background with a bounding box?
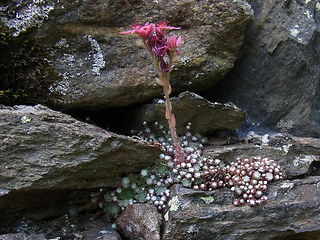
[220,0,320,138]
[0,0,320,239]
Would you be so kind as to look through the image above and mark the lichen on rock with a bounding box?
[1,0,55,36]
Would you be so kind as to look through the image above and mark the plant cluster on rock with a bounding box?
[95,20,286,222]
[100,122,285,220]
[1,1,320,239]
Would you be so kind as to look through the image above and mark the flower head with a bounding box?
[148,33,167,58]
[137,22,155,39]
[152,46,167,58]
[120,22,155,40]
[156,21,180,31]
[167,35,181,55]
[120,21,181,72]
[155,27,165,38]
[160,59,171,72]
[120,24,142,35]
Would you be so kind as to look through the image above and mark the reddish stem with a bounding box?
[160,73,184,162]
[143,39,184,161]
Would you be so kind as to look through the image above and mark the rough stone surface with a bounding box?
[0,104,161,204]
[164,134,320,240]
[102,233,122,240]
[116,204,162,240]
[221,0,320,137]
[163,177,320,240]
[1,0,253,109]
[123,91,247,135]
[82,221,122,240]
[0,217,122,240]
[205,133,320,179]
[0,233,46,240]
[162,135,320,240]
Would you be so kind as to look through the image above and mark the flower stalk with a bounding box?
[120,21,184,161]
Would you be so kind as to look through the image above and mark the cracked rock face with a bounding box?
[1,0,253,109]
[222,0,320,137]
[0,105,161,209]
[163,177,320,240]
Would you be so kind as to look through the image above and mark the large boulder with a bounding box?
[0,104,162,215]
[1,0,253,109]
[221,0,320,137]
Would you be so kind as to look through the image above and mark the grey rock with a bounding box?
[0,216,122,240]
[82,220,122,240]
[116,204,162,240]
[1,0,253,109]
[205,133,320,179]
[221,0,320,137]
[162,135,320,239]
[102,233,122,240]
[0,233,46,240]
[163,177,320,240]
[124,91,247,135]
[0,104,161,198]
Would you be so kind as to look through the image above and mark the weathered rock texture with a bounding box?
[206,134,320,179]
[1,0,253,109]
[82,221,122,240]
[163,135,320,239]
[116,204,162,240]
[0,217,122,239]
[0,105,161,205]
[221,0,320,137]
[124,91,247,135]
[0,233,46,240]
[163,177,320,240]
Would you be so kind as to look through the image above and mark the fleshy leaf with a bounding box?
[155,77,164,86]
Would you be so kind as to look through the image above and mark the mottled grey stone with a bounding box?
[163,177,320,240]
[162,135,320,240]
[123,91,247,135]
[0,104,161,196]
[81,221,122,240]
[1,0,253,109]
[221,0,320,137]
[205,133,320,178]
[0,233,46,240]
[116,204,162,240]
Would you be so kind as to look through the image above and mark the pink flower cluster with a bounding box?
[120,21,181,72]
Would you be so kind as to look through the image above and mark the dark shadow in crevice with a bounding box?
[0,188,108,235]
[62,101,148,136]
[309,160,320,176]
